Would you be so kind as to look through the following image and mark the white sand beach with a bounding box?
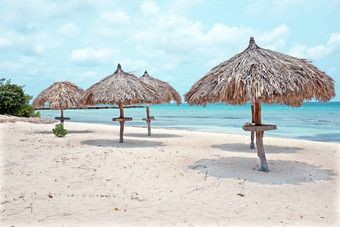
[0,118,339,226]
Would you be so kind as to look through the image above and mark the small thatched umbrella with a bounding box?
[33,82,85,124]
[185,37,335,172]
[139,71,182,136]
[80,64,164,143]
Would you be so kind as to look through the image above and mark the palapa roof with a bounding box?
[140,71,182,105]
[32,82,85,110]
[80,64,165,106]
[185,37,335,107]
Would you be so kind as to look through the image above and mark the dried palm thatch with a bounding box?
[139,71,182,136]
[184,37,336,172]
[32,82,85,124]
[33,82,85,110]
[80,64,164,106]
[80,64,165,143]
[140,71,182,105]
[185,37,335,107]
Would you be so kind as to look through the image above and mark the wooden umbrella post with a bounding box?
[112,103,133,143]
[55,107,70,125]
[60,108,64,125]
[254,102,268,172]
[146,104,151,136]
[250,103,255,149]
[119,104,125,143]
[142,104,155,136]
[243,107,277,172]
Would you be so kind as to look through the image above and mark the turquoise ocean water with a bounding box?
[39,102,340,143]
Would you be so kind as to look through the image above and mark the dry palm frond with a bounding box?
[140,71,182,105]
[80,64,165,106]
[32,82,85,109]
[185,37,335,107]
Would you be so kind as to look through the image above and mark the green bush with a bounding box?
[52,124,68,137]
[16,105,41,117]
[0,78,40,117]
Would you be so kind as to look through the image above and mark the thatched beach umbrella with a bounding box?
[80,64,164,143]
[185,37,335,172]
[33,81,85,124]
[139,71,182,136]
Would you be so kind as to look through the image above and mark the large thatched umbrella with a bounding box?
[33,81,85,124]
[80,64,164,143]
[139,71,182,136]
[185,37,335,172]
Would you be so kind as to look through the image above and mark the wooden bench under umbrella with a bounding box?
[140,71,182,136]
[32,81,85,125]
[185,37,335,172]
[80,64,164,143]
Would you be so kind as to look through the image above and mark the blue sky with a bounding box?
[1,0,339,101]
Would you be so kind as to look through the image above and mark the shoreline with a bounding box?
[0,119,339,226]
[1,114,339,144]
[36,101,340,143]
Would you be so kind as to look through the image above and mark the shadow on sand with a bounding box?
[189,157,336,185]
[211,143,302,154]
[124,132,181,138]
[81,139,164,148]
[35,130,94,134]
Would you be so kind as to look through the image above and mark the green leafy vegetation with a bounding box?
[52,124,68,137]
[0,78,40,117]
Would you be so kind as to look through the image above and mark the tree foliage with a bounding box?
[0,78,40,117]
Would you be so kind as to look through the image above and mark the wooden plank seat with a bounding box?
[142,116,155,121]
[242,123,277,132]
[55,117,71,121]
[112,117,133,122]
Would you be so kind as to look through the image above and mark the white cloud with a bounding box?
[132,11,257,64]
[141,1,160,15]
[244,0,268,17]
[169,0,205,13]
[88,10,132,40]
[131,8,296,68]
[95,27,117,38]
[327,33,340,45]
[273,0,308,13]
[58,23,79,37]
[0,31,48,56]
[205,24,253,45]
[98,11,131,25]
[0,0,80,27]
[133,60,149,70]
[246,0,325,16]
[289,33,340,59]
[0,37,11,48]
[258,24,290,50]
[71,48,117,66]
[30,43,45,55]
[74,71,100,82]
[0,60,25,73]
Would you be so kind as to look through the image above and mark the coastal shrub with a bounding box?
[52,124,68,137]
[0,78,40,117]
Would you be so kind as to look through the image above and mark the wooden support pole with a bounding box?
[146,104,150,118]
[60,108,64,125]
[146,104,151,136]
[119,104,124,118]
[254,102,268,172]
[254,102,261,125]
[256,130,268,172]
[119,104,124,143]
[250,103,255,149]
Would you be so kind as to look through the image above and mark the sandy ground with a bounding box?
[0,119,339,226]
